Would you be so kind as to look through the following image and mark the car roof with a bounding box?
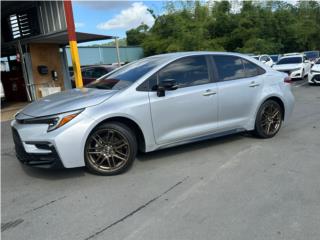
[144,51,260,62]
[280,54,303,59]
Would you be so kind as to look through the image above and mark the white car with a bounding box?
[308,58,320,85]
[253,55,274,67]
[272,55,311,80]
[0,80,5,101]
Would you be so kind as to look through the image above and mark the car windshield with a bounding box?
[86,57,164,90]
[277,57,302,65]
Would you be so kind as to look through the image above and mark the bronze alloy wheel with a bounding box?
[85,123,137,175]
[254,100,283,138]
[260,102,282,136]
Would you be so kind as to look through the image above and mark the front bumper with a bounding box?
[308,72,320,84]
[12,127,64,168]
[11,109,97,169]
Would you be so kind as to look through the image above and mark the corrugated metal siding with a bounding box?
[66,47,144,66]
[38,1,66,34]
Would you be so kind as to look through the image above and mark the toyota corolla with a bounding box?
[12,52,294,175]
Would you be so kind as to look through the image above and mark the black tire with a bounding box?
[254,100,283,139]
[84,122,137,176]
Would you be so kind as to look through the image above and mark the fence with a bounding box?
[66,46,144,66]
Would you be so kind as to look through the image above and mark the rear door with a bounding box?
[212,55,265,131]
[148,55,219,145]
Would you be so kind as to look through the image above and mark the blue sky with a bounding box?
[72,1,165,45]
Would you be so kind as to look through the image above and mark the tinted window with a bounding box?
[87,57,164,90]
[261,56,268,62]
[270,55,278,62]
[243,59,265,77]
[214,56,246,81]
[92,68,108,78]
[277,57,302,64]
[316,59,320,64]
[158,56,210,88]
[82,68,94,78]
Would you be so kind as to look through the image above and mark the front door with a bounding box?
[149,56,218,145]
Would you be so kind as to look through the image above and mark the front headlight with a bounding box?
[21,109,84,132]
[290,68,301,72]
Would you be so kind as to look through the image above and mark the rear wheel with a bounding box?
[84,122,137,175]
[254,100,283,138]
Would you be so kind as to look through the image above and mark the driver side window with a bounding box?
[158,56,210,88]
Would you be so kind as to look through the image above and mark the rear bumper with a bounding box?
[12,127,64,169]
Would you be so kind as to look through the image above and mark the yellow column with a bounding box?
[69,41,83,88]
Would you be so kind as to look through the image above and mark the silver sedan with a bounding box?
[11,52,295,175]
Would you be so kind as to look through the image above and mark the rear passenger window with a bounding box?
[214,55,246,81]
[242,59,266,78]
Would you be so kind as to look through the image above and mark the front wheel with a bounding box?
[254,100,283,138]
[84,122,137,175]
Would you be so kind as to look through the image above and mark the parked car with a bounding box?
[308,58,320,85]
[0,80,5,101]
[253,54,274,67]
[272,54,311,79]
[304,51,320,64]
[71,65,117,87]
[270,54,280,64]
[12,52,294,175]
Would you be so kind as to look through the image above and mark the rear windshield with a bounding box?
[304,51,319,59]
[277,57,302,65]
[86,57,164,90]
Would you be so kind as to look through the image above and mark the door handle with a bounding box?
[202,90,217,96]
[249,81,260,87]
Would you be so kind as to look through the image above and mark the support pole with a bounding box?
[115,37,121,67]
[64,0,83,88]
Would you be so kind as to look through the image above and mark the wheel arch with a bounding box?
[260,96,285,120]
[89,116,146,152]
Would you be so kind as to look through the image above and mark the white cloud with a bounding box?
[75,22,85,28]
[97,2,155,30]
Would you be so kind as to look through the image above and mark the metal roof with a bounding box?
[1,31,115,56]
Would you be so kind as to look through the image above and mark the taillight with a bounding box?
[284,76,292,84]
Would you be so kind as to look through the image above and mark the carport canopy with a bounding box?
[1,31,115,56]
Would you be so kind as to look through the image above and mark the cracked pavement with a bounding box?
[1,80,320,240]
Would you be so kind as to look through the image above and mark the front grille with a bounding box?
[11,127,63,168]
[279,70,291,76]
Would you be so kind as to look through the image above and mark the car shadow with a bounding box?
[18,132,254,179]
[137,132,250,162]
[20,165,87,180]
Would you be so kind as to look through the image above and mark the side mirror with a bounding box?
[156,79,178,97]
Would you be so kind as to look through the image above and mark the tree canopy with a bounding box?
[126,0,320,56]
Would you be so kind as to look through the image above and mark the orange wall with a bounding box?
[29,43,65,98]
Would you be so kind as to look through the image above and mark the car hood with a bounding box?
[273,63,302,71]
[20,88,117,117]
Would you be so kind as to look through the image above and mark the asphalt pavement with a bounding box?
[1,79,320,240]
